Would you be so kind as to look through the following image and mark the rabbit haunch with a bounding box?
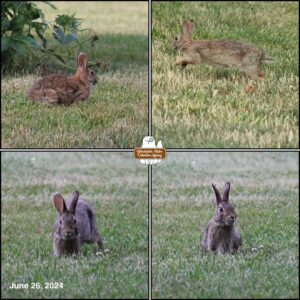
[173,19,272,79]
[27,52,97,105]
[200,182,242,254]
[52,191,104,256]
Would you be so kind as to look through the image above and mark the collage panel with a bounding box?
[152,152,299,298]
[1,1,300,299]
[152,1,298,148]
[1,152,148,299]
[1,1,148,149]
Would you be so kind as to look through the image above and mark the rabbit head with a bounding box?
[212,182,236,226]
[53,191,79,240]
[75,52,98,86]
[173,19,195,50]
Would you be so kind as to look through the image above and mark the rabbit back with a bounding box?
[190,40,264,68]
[28,74,91,105]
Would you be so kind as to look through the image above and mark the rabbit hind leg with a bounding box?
[243,65,264,80]
[92,229,104,252]
[200,239,208,252]
[30,88,59,105]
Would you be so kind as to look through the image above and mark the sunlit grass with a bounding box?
[1,2,148,148]
[1,152,148,299]
[152,1,299,148]
[152,152,299,298]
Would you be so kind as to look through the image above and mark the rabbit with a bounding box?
[52,191,104,256]
[173,19,273,80]
[200,182,242,254]
[28,52,97,105]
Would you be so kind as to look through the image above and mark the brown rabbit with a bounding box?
[173,19,272,79]
[200,182,242,254]
[52,191,104,256]
[28,52,97,105]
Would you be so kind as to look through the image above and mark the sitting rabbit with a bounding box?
[200,182,242,254]
[52,191,104,256]
[28,52,97,105]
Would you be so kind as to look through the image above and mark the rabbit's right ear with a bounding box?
[53,193,67,215]
[77,52,87,69]
[69,191,79,214]
[183,19,195,36]
[212,183,222,205]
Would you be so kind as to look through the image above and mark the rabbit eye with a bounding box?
[59,220,62,224]
[90,70,95,76]
[174,37,178,41]
[73,219,76,224]
[219,207,224,212]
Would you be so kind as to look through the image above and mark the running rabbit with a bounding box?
[173,19,272,79]
[28,52,97,105]
[200,182,242,254]
[52,191,104,256]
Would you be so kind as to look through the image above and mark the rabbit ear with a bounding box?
[77,52,87,69]
[212,183,222,205]
[183,19,195,36]
[69,191,79,214]
[222,182,231,202]
[53,193,67,215]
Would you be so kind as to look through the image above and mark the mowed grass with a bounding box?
[1,152,148,299]
[152,152,299,298]
[1,2,148,148]
[152,2,299,148]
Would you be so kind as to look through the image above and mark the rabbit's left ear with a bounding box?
[77,53,87,69]
[222,182,231,203]
[69,191,79,214]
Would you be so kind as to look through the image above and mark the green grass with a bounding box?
[1,2,148,148]
[152,2,299,148]
[1,152,148,299]
[152,152,299,298]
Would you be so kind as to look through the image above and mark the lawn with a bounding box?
[152,152,299,298]
[152,1,299,148]
[1,2,148,148]
[1,152,148,299]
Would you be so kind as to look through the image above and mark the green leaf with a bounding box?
[9,15,27,31]
[11,40,28,56]
[53,26,65,43]
[12,33,40,49]
[64,32,77,44]
[1,36,11,52]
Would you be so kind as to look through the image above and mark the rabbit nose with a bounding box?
[230,216,235,221]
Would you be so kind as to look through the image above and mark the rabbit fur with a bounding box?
[28,52,97,105]
[200,182,242,254]
[52,191,104,256]
[173,19,272,79]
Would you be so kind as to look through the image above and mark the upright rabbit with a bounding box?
[200,182,242,254]
[52,191,104,256]
[28,52,97,105]
[173,19,272,79]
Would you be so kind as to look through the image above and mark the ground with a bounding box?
[1,2,148,148]
[152,1,299,148]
